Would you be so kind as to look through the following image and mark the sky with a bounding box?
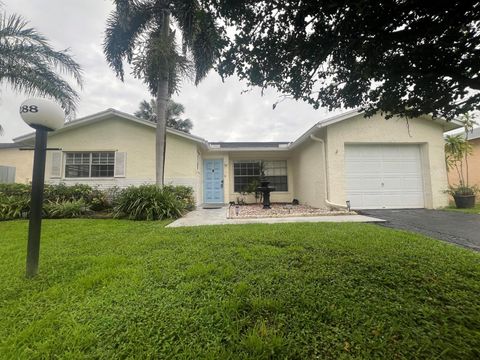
[0,0,338,143]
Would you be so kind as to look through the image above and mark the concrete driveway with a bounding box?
[360,209,480,251]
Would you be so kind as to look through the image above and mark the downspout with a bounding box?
[309,134,348,210]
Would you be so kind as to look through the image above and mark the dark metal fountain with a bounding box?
[256,179,275,209]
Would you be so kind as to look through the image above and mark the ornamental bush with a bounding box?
[164,185,196,211]
[0,194,30,220]
[0,183,111,220]
[43,199,90,218]
[113,185,189,220]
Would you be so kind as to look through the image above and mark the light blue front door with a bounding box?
[204,159,224,203]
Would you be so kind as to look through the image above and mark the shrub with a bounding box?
[164,185,196,210]
[0,183,30,197]
[113,185,187,220]
[43,199,90,219]
[0,194,29,220]
[0,183,111,220]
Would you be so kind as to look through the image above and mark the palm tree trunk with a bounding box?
[155,79,169,186]
[155,11,170,186]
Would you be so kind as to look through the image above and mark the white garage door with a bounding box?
[345,144,424,209]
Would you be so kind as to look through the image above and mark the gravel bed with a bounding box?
[227,203,356,219]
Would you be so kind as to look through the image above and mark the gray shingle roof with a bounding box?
[0,143,22,149]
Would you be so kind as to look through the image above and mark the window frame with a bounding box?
[64,151,115,179]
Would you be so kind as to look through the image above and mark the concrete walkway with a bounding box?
[167,207,385,227]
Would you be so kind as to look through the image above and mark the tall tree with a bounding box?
[134,98,193,133]
[0,6,83,133]
[104,0,222,185]
[208,0,480,120]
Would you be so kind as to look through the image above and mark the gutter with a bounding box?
[309,134,348,210]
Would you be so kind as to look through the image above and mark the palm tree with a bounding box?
[134,98,193,133]
[104,0,222,185]
[0,6,83,134]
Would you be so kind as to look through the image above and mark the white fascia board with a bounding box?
[206,146,290,152]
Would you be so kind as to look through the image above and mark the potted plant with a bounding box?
[445,114,479,208]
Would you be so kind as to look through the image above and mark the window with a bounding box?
[233,160,288,192]
[65,152,115,178]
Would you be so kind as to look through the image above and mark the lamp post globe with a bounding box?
[20,98,65,131]
[20,98,65,278]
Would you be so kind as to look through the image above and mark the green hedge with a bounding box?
[113,185,192,220]
[0,183,195,221]
[0,183,108,221]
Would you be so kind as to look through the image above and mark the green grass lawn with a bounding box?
[443,203,480,215]
[1,220,479,359]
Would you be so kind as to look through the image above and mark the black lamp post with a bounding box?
[20,98,65,278]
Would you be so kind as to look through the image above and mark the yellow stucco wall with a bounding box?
[38,115,201,201]
[291,136,326,208]
[325,113,449,208]
[0,147,34,183]
[44,116,155,181]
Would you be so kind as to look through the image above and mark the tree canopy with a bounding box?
[207,0,480,120]
[134,99,193,133]
[104,0,222,184]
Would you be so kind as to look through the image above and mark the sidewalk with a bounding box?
[167,207,385,227]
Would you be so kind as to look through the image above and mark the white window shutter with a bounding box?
[50,151,62,178]
[114,152,126,177]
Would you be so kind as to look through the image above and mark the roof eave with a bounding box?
[206,146,290,152]
[12,108,210,148]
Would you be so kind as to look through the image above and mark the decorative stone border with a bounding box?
[227,203,356,219]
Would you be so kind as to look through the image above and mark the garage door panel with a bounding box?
[403,176,423,188]
[347,146,382,159]
[382,145,419,158]
[345,144,424,209]
[348,192,384,208]
[346,176,383,191]
[345,160,380,174]
[382,160,419,173]
[382,194,406,207]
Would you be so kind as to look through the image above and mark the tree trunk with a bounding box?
[155,11,170,186]
[155,79,169,186]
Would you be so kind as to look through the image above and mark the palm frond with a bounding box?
[191,9,224,84]
[0,9,83,114]
[171,0,198,52]
[103,2,154,80]
[1,61,79,113]
[0,12,48,46]
[132,28,193,95]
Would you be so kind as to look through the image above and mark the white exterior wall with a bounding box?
[325,114,449,208]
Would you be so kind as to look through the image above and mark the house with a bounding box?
[0,143,34,184]
[0,108,460,209]
[447,127,480,192]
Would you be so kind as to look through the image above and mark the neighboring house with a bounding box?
[447,127,480,191]
[0,108,460,209]
[0,143,34,184]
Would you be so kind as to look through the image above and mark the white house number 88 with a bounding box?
[20,105,39,113]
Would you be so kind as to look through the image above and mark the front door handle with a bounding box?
[221,179,224,188]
